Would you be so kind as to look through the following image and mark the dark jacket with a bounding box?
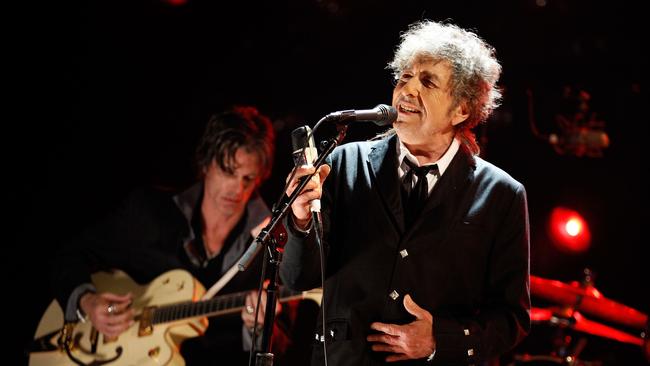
[51,183,269,306]
[280,134,531,365]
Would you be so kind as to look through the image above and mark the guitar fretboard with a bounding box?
[152,288,300,324]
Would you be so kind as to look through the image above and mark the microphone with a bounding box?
[291,125,320,213]
[291,125,318,168]
[324,104,397,126]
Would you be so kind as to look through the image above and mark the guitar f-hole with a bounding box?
[64,332,123,366]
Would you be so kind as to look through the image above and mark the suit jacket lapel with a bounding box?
[424,145,475,213]
[367,134,405,234]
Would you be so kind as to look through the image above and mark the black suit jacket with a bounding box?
[280,134,530,365]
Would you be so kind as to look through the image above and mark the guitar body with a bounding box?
[30,269,207,366]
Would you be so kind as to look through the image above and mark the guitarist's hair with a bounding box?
[195,106,276,181]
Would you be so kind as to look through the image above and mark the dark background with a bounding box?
[12,0,647,364]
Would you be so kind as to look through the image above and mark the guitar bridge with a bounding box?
[138,306,156,336]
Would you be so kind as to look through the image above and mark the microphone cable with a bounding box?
[311,199,328,366]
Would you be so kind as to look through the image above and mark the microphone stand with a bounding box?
[241,123,349,366]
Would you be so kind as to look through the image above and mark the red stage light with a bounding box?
[548,207,591,253]
[162,0,187,6]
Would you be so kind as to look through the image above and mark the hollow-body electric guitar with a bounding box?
[29,269,321,366]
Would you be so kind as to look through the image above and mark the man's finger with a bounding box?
[102,292,133,303]
[385,353,410,362]
[370,344,400,353]
[318,164,331,183]
[403,294,428,320]
[367,333,399,345]
[370,322,400,336]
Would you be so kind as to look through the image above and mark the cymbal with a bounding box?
[531,307,644,346]
[530,275,648,329]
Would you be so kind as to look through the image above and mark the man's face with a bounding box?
[203,148,262,217]
[391,58,467,147]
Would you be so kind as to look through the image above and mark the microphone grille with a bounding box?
[291,125,317,166]
[376,104,397,126]
[291,125,311,152]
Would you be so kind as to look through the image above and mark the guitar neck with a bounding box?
[151,287,301,324]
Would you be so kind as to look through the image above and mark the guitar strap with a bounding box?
[202,216,273,300]
[201,262,240,300]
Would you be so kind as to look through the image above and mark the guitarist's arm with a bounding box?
[62,283,96,322]
[51,188,180,325]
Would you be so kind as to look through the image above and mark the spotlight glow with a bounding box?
[549,207,591,253]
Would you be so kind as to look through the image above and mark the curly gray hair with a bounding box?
[388,20,502,154]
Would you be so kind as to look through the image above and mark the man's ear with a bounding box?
[451,101,470,126]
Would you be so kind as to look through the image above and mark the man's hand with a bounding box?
[241,289,282,332]
[367,294,436,362]
[286,164,331,230]
[79,292,134,338]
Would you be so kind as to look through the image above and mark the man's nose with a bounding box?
[226,177,245,195]
[401,77,421,97]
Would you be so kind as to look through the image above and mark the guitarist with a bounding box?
[50,106,312,365]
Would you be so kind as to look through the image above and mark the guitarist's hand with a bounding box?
[241,290,282,332]
[80,292,135,338]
